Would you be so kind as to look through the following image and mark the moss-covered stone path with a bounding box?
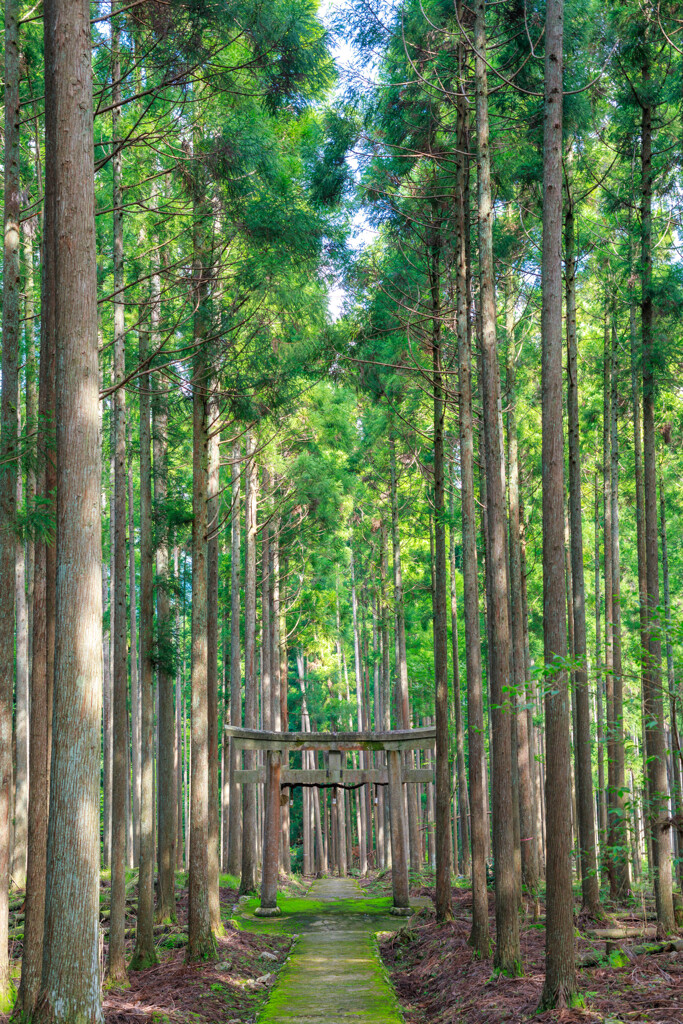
[248,877,405,1023]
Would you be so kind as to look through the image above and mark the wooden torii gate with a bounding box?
[225,725,436,917]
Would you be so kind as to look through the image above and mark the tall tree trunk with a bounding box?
[506,287,539,901]
[0,0,21,996]
[33,0,102,1011]
[228,442,242,875]
[428,225,453,924]
[455,44,489,951]
[109,7,129,977]
[207,403,220,932]
[449,445,470,880]
[609,312,629,897]
[131,324,157,970]
[128,438,140,865]
[153,264,177,921]
[594,474,608,866]
[473,0,518,970]
[659,470,683,890]
[240,431,258,893]
[565,187,601,916]
[641,82,675,933]
[539,0,577,1006]
[13,441,28,889]
[18,35,55,1004]
[602,297,615,891]
[350,541,368,875]
[188,169,216,961]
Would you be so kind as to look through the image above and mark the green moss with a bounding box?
[0,983,16,1015]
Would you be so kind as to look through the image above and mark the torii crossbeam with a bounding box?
[225,725,436,916]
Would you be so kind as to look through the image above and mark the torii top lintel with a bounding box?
[223,725,436,753]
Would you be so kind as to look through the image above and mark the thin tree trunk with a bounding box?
[565,187,601,915]
[0,0,21,994]
[474,0,518,970]
[539,0,577,1005]
[207,404,220,932]
[18,40,55,1001]
[33,0,102,1011]
[506,288,539,901]
[449,446,470,880]
[131,323,157,970]
[641,81,675,933]
[13,459,28,889]
[128,439,140,865]
[240,432,258,894]
[350,542,368,875]
[455,39,489,950]
[153,266,177,921]
[609,312,629,897]
[228,442,242,876]
[659,471,683,889]
[187,169,216,961]
[109,7,129,976]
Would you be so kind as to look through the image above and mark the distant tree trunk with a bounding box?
[449,447,470,880]
[473,0,518,970]
[109,8,129,978]
[427,223,453,924]
[609,312,630,898]
[279,562,290,872]
[228,442,242,876]
[33,0,102,1011]
[539,0,577,1006]
[659,471,683,890]
[641,81,675,933]
[128,438,141,865]
[18,30,55,1002]
[602,297,615,891]
[13,451,28,889]
[131,324,157,970]
[240,431,258,894]
[505,289,538,901]
[565,188,601,916]
[153,271,177,921]
[594,474,608,865]
[0,0,21,996]
[207,403,220,932]
[455,41,489,952]
[350,541,368,875]
[187,170,216,961]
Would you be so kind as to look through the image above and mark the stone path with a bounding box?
[257,877,404,1024]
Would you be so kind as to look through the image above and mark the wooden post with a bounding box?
[336,787,347,876]
[256,749,281,916]
[388,749,411,914]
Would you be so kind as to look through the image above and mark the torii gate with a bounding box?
[225,725,436,916]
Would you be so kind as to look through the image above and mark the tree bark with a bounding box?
[109,6,129,977]
[153,261,177,922]
[473,0,518,971]
[565,188,601,916]
[0,0,21,995]
[641,82,675,933]
[128,438,140,865]
[131,323,158,970]
[207,402,220,931]
[228,442,242,875]
[449,445,470,880]
[33,0,102,1012]
[609,311,629,897]
[240,431,258,894]
[539,0,577,1005]
[455,44,489,952]
[188,167,216,961]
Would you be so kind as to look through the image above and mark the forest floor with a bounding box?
[376,877,683,1024]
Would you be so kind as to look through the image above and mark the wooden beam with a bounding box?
[235,766,437,786]
[224,725,436,752]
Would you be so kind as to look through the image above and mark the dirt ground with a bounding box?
[379,886,683,1024]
